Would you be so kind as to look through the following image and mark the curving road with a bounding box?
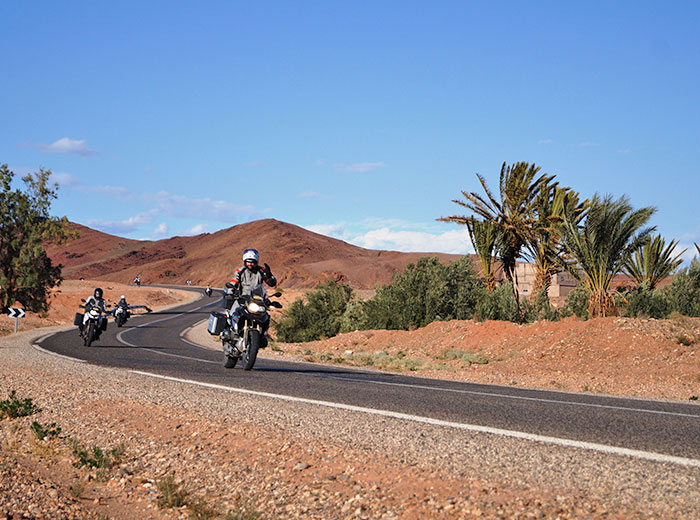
[36,286,700,466]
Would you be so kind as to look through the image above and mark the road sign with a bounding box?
[7,308,25,318]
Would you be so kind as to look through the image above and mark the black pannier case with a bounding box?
[208,312,227,335]
[73,312,83,326]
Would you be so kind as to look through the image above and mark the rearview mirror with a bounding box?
[272,292,282,298]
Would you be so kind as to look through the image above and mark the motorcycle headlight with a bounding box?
[247,302,265,314]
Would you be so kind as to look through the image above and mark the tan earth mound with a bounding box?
[45,219,464,289]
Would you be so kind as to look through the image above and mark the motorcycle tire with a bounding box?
[223,355,238,369]
[85,322,95,347]
[117,315,123,327]
[243,330,262,370]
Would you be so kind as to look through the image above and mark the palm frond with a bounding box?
[560,193,656,317]
[623,235,686,289]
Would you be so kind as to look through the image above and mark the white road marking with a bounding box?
[128,369,700,469]
[32,343,87,363]
[322,375,700,419]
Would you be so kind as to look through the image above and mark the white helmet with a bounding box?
[242,248,259,265]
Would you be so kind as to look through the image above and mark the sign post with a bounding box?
[7,308,26,333]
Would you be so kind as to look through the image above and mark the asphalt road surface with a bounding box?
[37,286,700,465]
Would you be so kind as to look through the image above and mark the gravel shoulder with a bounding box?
[3,322,700,518]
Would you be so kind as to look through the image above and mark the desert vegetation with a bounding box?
[277,161,699,341]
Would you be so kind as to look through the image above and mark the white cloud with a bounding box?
[335,161,386,173]
[180,223,209,236]
[39,137,96,156]
[152,222,169,239]
[677,240,700,264]
[351,228,471,254]
[305,222,472,254]
[538,139,553,144]
[85,212,155,235]
[579,141,600,148]
[50,171,80,187]
[147,191,259,222]
[305,223,354,242]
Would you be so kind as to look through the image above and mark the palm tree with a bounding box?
[560,194,656,318]
[623,235,686,290]
[525,185,588,297]
[466,217,501,291]
[440,162,554,308]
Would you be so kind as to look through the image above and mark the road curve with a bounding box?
[37,285,700,465]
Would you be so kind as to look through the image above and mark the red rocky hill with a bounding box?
[46,219,465,289]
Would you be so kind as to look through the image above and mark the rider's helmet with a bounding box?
[94,288,103,298]
[120,295,126,300]
[242,248,259,266]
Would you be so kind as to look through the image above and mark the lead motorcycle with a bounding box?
[208,285,282,370]
[75,300,108,347]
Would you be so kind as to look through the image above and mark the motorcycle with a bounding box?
[208,285,282,370]
[133,277,141,287]
[76,300,108,347]
[113,305,130,327]
[205,286,213,297]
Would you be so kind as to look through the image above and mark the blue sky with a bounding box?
[2,1,699,259]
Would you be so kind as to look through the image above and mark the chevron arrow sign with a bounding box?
[7,308,25,318]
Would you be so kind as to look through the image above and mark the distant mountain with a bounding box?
[46,219,466,289]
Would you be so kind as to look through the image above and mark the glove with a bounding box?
[263,263,273,279]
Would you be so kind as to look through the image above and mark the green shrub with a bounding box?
[72,441,124,469]
[621,281,672,319]
[474,282,517,322]
[275,278,353,342]
[560,286,590,319]
[30,421,61,441]
[665,259,700,317]
[521,288,560,323]
[351,256,482,331]
[0,390,37,419]
[436,348,489,366]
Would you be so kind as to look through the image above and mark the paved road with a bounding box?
[37,286,700,464]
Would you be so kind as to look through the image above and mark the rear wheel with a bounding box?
[243,330,262,370]
[85,322,95,347]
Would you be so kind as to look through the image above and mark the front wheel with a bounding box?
[84,322,95,347]
[243,330,262,370]
[224,355,238,369]
[116,315,123,327]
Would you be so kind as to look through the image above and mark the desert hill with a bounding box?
[46,219,465,289]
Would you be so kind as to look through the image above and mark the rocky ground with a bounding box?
[1,283,699,519]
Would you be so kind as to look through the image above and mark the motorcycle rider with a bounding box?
[80,287,107,334]
[117,294,129,313]
[227,248,277,298]
[223,248,276,346]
